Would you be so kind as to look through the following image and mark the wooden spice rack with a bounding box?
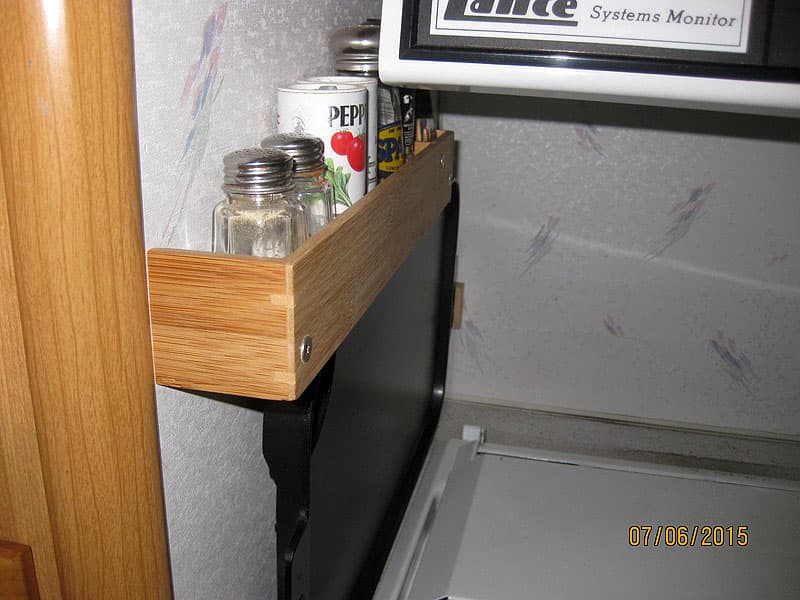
[147,131,454,400]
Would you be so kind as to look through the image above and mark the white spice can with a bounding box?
[277,82,367,214]
[303,75,377,192]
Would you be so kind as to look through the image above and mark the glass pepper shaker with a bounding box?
[212,148,308,258]
[260,133,333,235]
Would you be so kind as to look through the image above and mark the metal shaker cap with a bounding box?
[260,133,325,173]
[331,24,379,73]
[222,147,295,195]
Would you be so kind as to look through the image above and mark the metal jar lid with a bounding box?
[331,24,379,73]
[222,147,294,195]
[335,53,378,74]
[260,133,325,173]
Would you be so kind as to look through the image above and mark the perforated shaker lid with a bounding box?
[222,147,294,195]
[260,133,325,173]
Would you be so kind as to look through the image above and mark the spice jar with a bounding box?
[261,133,333,235]
[303,75,378,192]
[212,148,308,258]
[331,23,405,180]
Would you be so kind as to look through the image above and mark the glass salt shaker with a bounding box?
[260,133,333,235]
[212,148,308,258]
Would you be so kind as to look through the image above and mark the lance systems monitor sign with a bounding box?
[431,0,752,54]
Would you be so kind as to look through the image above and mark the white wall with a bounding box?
[442,94,800,439]
[132,1,380,598]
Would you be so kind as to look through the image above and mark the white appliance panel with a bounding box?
[380,1,800,116]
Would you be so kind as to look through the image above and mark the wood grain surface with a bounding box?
[0,541,40,600]
[289,131,455,396]
[452,282,465,330]
[0,153,61,600]
[147,133,454,400]
[148,250,293,398]
[0,1,172,598]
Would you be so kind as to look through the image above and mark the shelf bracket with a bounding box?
[262,357,335,600]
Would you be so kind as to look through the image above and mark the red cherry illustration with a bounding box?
[346,135,365,172]
[330,131,353,156]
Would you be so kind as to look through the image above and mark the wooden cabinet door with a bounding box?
[0,166,60,599]
[0,2,172,598]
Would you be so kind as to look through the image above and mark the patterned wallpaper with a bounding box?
[132,4,799,595]
[441,94,800,439]
[132,1,380,598]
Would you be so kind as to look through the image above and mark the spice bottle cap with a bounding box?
[260,133,325,173]
[331,24,379,73]
[222,148,294,195]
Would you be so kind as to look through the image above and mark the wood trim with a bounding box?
[147,132,455,400]
[0,1,172,598]
[452,282,464,330]
[0,149,61,600]
[412,130,449,155]
[290,132,455,396]
[0,541,40,600]
[148,250,293,398]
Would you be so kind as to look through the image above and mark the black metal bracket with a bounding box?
[262,358,334,600]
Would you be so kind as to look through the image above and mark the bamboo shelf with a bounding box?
[147,131,454,400]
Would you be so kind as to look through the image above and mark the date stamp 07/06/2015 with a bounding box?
[628,525,750,548]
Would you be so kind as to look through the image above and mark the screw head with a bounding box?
[300,336,313,363]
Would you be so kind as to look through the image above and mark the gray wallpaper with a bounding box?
[132,1,380,598]
[441,94,800,439]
